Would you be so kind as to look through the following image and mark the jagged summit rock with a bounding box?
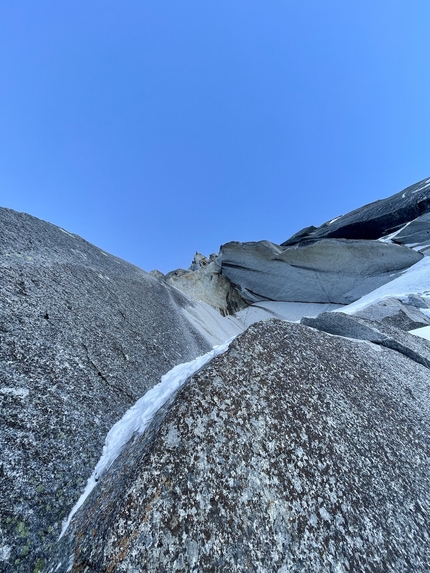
[166,252,248,316]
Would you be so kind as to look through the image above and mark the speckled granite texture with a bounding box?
[0,208,211,573]
[50,320,430,572]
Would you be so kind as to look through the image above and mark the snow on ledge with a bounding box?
[409,326,430,342]
[341,257,430,315]
[60,336,236,539]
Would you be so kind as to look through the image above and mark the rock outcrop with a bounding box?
[350,296,430,331]
[391,212,430,253]
[219,238,422,304]
[50,320,430,572]
[282,176,430,245]
[166,253,248,316]
[0,208,235,573]
[3,175,430,572]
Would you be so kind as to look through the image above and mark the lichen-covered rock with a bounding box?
[0,208,213,573]
[219,238,422,304]
[50,320,430,572]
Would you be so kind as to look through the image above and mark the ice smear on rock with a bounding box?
[59,336,235,538]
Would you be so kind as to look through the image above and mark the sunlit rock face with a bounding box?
[219,238,422,304]
[0,208,214,573]
[166,254,248,316]
[50,320,430,573]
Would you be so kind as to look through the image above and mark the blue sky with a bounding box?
[1,1,430,273]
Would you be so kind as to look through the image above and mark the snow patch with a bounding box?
[59,336,236,538]
[409,326,430,342]
[236,301,344,327]
[0,387,29,397]
[182,301,244,346]
[59,228,75,237]
[341,257,430,315]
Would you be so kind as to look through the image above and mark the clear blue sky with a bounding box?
[1,1,430,273]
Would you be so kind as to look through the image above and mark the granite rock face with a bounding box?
[50,320,430,572]
[219,238,422,304]
[301,312,430,370]
[0,208,214,573]
[350,296,430,331]
[282,176,430,245]
[167,259,248,316]
[391,212,430,253]
[166,253,248,316]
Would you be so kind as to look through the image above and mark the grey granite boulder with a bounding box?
[282,176,430,245]
[350,296,430,331]
[219,238,422,304]
[301,311,430,370]
[0,208,213,573]
[50,320,430,572]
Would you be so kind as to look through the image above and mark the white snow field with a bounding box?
[408,325,430,341]
[236,301,343,326]
[182,300,244,346]
[60,336,236,538]
[342,257,430,315]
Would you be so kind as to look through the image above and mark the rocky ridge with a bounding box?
[1,177,430,571]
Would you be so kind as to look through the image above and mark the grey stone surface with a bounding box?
[0,208,212,573]
[301,312,430,370]
[282,176,430,244]
[50,320,430,572]
[167,257,248,316]
[392,212,430,252]
[351,296,430,331]
[219,238,422,304]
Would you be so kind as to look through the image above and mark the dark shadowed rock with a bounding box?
[391,212,430,253]
[282,176,430,245]
[219,238,422,304]
[50,320,430,572]
[0,208,214,572]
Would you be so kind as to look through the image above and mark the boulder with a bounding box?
[301,312,430,370]
[49,320,430,572]
[282,176,430,245]
[351,296,430,331]
[0,208,216,573]
[219,238,422,304]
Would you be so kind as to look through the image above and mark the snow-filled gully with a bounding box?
[60,336,236,538]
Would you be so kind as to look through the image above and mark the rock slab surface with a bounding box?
[0,208,211,573]
[219,239,422,304]
[51,320,430,572]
